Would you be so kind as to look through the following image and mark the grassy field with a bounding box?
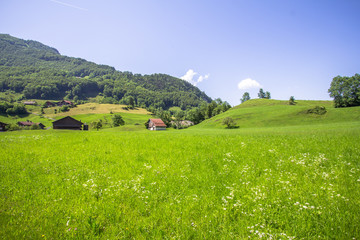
[1,121,360,239]
[198,99,360,129]
[0,103,152,130]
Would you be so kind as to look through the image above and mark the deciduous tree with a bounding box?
[241,92,250,103]
[328,74,360,107]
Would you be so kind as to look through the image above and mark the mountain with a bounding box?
[0,34,211,110]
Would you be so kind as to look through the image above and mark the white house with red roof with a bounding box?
[147,119,166,131]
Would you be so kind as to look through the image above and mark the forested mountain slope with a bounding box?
[0,34,211,109]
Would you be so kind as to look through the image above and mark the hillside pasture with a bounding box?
[1,123,360,239]
[42,103,151,117]
[198,99,360,129]
[0,103,152,130]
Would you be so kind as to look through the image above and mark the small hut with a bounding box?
[57,100,73,106]
[147,119,166,131]
[18,120,35,127]
[18,121,45,129]
[23,101,37,105]
[0,122,8,131]
[45,101,56,108]
[52,116,83,130]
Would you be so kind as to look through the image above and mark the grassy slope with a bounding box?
[196,99,360,129]
[0,102,152,130]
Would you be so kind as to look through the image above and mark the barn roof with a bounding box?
[18,121,34,126]
[52,116,83,125]
[149,118,166,127]
[23,101,36,105]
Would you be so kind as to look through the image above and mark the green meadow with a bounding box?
[198,99,360,129]
[1,100,360,239]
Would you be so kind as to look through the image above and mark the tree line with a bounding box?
[240,88,271,103]
[150,98,231,128]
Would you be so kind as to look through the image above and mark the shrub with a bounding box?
[112,114,125,127]
[289,96,296,105]
[305,106,327,115]
[60,105,70,112]
[222,117,239,129]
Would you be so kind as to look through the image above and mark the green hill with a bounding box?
[0,34,211,109]
[196,99,360,129]
[0,102,152,131]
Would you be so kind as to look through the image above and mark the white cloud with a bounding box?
[197,74,209,84]
[180,69,209,86]
[237,78,262,90]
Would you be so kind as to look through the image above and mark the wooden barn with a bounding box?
[52,116,83,130]
[57,100,73,106]
[0,122,8,131]
[18,120,35,127]
[147,118,166,131]
[45,101,56,107]
[23,101,37,105]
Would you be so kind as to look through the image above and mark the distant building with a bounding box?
[0,122,8,131]
[23,101,37,105]
[57,100,73,106]
[45,101,56,107]
[18,120,35,127]
[17,120,45,129]
[147,118,166,131]
[52,116,83,130]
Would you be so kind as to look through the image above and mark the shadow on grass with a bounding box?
[225,126,240,129]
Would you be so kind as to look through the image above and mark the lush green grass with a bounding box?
[0,102,152,130]
[68,112,152,131]
[0,113,54,127]
[1,122,360,239]
[197,99,360,129]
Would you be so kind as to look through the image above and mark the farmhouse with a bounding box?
[23,101,37,105]
[17,120,45,129]
[0,122,8,131]
[52,116,83,130]
[57,100,73,106]
[45,101,56,107]
[147,118,166,130]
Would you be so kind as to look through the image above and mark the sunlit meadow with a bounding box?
[1,123,360,239]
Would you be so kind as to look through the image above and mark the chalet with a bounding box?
[147,118,166,131]
[23,101,37,105]
[45,101,56,107]
[0,122,8,131]
[18,120,35,127]
[57,100,73,107]
[17,121,45,129]
[52,116,83,130]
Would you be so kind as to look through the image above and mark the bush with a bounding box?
[60,105,70,112]
[112,114,125,127]
[305,106,327,115]
[3,103,27,115]
[222,117,239,129]
[7,124,21,131]
[289,96,296,105]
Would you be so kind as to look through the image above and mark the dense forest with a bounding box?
[0,34,212,110]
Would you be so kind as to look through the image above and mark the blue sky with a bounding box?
[1,0,359,106]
